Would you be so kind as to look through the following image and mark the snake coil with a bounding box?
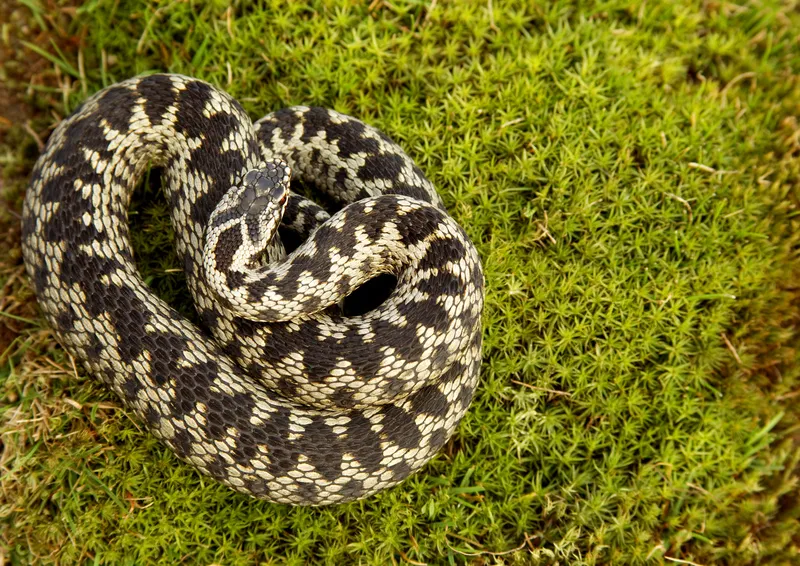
[21,74,484,505]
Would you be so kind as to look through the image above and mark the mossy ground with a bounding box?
[1,1,799,564]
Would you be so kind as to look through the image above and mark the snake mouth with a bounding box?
[276,188,288,204]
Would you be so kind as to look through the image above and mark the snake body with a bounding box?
[21,74,484,505]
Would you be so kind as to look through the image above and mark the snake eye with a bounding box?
[269,183,286,201]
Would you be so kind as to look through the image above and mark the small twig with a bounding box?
[523,533,538,552]
[687,162,739,176]
[409,534,420,552]
[123,493,155,520]
[688,161,716,173]
[665,557,704,566]
[101,48,108,82]
[91,402,122,411]
[534,211,556,244]
[775,389,800,402]
[637,1,646,24]
[23,121,45,151]
[136,8,163,54]
[511,380,572,397]
[647,544,666,561]
[42,357,73,374]
[78,48,87,96]
[665,192,693,223]
[487,0,498,31]
[63,398,83,410]
[445,529,528,557]
[722,209,743,219]
[226,5,234,38]
[720,333,742,365]
[686,482,710,496]
[720,71,756,105]
[748,29,767,46]
[397,550,427,566]
[423,0,438,24]
[68,352,80,380]
[500,117,524,129]
[276,81,290,98]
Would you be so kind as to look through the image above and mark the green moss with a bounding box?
[1,0,799,564]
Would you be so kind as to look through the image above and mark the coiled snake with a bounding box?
[21,74,484,505]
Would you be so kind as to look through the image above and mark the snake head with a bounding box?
[204,160,292,283]
[234,161,291,250]
[240,163,290,212]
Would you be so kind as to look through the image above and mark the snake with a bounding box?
[20,74,484,505]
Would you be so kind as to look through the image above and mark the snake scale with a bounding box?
[21,74,484,505]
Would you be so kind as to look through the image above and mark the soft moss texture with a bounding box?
[1,0,799,564]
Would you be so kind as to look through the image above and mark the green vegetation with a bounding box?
[1,0,798,564]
